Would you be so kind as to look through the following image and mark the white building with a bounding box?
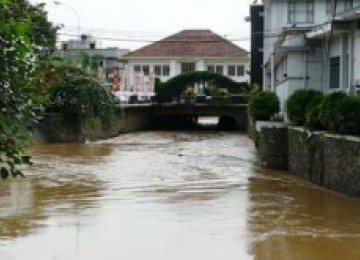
[55,34,130,90]
[262,0,360,112]
[124,29,250,93]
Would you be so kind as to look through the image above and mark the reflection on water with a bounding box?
[248,169,360,260]
[0,132,360,260]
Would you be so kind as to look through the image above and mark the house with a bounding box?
[54,34,130,90]
[261,0,360,113]
[124,29,250,95]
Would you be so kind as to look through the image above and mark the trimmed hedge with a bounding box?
[334,96,360,135]
[305,103,323,130]
[248,91,280,121]
[318,92,347,131]
[286,89,323,126]
[287,89,360,136]
[155,71,249,98]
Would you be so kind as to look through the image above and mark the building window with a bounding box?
[207,65,215,72]
[163,65,170,76]
[154,65,170,76]
[228,65,236,76]
[215,65,223,75]
[330,56,340,89]
[181,63,195,73]
[345,0,353,10]
[142,65,149,76]
[237,65,245,76]
[326,0,333,14]
[134,65,141,72]
[154,65,162,76]
[288,0,314,23]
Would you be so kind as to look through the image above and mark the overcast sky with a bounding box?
[30,0,255,51]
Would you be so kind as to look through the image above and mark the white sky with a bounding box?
[30,0,255,51]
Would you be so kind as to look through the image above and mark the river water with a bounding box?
[1,130,360,260]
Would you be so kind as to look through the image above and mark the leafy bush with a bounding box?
[286,89,323,126]
[248,91,280,121]
[318,92,347,131]
[305,103,324,130]
[0,0,57,179]
[181,85,195,99]
[156,71,249,97]
[333,96,360,135]
[211,87,230,98]
[48,63,116,126]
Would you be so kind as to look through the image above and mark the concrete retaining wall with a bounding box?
[288,128,324,185]
[36,105,153,143]
[258,127,288,170]
[258,126,360,197]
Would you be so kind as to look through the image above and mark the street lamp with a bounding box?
[53,1,81,37]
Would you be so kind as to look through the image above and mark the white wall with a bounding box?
[127,57,250,84]
[353,24,360,87]
[306,46,325,91]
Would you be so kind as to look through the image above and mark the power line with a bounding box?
[57,29,286,43]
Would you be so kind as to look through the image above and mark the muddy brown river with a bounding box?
[1,131,360,259]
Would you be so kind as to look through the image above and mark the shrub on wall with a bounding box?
[305,103,324,130]
[47,63,116,127]
[286,89,323,126]
[318,92,347,131]
[333,96,360,135]
[248,91,280,121]
[288,90,360,136]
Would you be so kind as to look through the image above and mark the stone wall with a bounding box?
[288,128,324,185]
[322,134,360,196]
[258,127,288,170]
[258,126,360,197]
[36,105,153,143]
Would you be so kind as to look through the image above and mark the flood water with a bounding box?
[1,130,360,259]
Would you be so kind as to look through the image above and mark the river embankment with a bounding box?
[34,105,153,142]
[257,125,360,197]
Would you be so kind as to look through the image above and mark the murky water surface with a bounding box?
[1,131,360,260]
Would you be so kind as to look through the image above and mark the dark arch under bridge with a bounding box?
[152,103,248,130]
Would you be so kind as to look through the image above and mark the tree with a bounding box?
[47,62,116,127]
[0,0,57,179]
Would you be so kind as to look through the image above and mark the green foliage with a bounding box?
[286,89,323,126]
[305,103,324,131]
[318,92,347,131]
[79,52,104,71]
[156,71,249,98]
[181,85,195,99]
[333,96,360,135]
[1,0,57,179]
[47,63,116,127]
[286,89,360,136]
[210,87,230,98]
[248,91,280,121]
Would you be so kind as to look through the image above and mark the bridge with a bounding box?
[152,102,248,130]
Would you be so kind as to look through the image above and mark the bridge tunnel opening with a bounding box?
[151,115,238,131]
[194,116,237,130]
[217,116,237,130]
[197,116,219,129]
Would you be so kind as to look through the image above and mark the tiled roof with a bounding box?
[125,29,248,58]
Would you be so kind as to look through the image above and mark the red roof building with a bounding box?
[125,29,249,86]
